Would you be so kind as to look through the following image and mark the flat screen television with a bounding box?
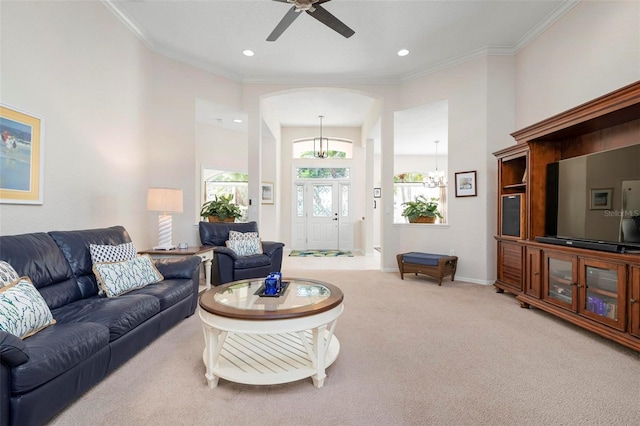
[540,144,640,253]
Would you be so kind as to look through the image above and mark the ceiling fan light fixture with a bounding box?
[291,0,317,11]
[268,0,354,41]
[397,49,410,57]
[242,49,255,57]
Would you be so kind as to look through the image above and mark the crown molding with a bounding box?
[513,0,582,53]
[102,0,154,50]
[102,0,241,82]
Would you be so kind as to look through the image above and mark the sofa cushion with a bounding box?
[49,226,132,299]
[0,261,19,288]
[0,233,79,309]
[402,252,448,266]
[93,255,163,297]
[10,322,110,395]
[90,242,137,296]
[234,254,272,269]
[228,230,259,240]
[89,242,137,264]
[226,238,263,256]
[51,294,160,341]
[132,279,195,311]
[0,277,56,339]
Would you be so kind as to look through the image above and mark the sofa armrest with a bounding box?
[262,241,284,257]
[154,256,201,279]
[213,246,238,260]
[0,331,29,368]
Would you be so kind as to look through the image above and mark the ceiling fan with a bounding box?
[267,0,355,42]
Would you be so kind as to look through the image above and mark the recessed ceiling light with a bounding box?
[242,49,254,57]
[397,49,409,57]
[233,119,243,123]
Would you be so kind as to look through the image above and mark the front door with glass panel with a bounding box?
[292,181,352,250]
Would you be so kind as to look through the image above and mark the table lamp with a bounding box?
[147,187,183,250]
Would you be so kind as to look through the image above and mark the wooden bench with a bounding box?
[396,252,458,286]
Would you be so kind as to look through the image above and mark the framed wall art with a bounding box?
[590,188,612,210]
[455,170,477,197]
[0,104,44,204]
[261,182,274,204]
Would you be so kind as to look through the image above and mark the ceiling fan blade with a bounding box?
[306,4,354,39]
[267,6,302,41]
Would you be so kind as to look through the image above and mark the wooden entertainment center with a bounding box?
[494,81,640,351]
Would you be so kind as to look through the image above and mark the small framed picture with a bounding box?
[590,188,612,210]
[455,171,477,197]
[261,182,274,204]
[373,188,381,198]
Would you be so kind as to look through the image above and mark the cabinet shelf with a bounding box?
[587,287,617,299]
[503,183,527,190]
[549,290,572,304]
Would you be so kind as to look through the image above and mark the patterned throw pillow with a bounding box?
[226,237,263,256]
[0,277,56,339]
[0,261,20,289]
[93,254,164,298]
[89,242,137,264]
[228,230,259,240]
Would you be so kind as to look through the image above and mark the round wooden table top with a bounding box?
[199,277,343,320]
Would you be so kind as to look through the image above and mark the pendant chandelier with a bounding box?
[313,115,329,158]
[426,140,446,188]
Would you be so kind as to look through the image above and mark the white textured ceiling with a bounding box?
[108,0,572,84]
[106,0,576,154]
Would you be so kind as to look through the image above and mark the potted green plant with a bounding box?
[401,195,443,223]
[200,194,242,222]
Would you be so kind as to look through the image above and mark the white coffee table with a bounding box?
[198,278,344,389]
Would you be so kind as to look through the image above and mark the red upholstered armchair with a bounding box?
[198,221,285,286]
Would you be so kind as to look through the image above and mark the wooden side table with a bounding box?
[139,246,215,289]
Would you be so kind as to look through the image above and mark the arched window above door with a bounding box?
[292,137,353,159]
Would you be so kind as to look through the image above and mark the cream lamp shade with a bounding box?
[147,188,183,250]
[147,187,183,213]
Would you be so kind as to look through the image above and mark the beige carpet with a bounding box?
[49,269,640,426]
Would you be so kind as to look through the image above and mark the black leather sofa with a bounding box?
[199,221,284,285]
[0,226,201,426]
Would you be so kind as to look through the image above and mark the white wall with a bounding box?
[143,53,242,247]
[396,57,493,283]
[0,1,149,242]
[515,0,640,128]
[394,155,447,178]
[0,1,243,248]
[260,121,278,242]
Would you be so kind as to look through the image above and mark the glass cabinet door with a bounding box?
[579,259,626,331]
[543,253,578,311]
